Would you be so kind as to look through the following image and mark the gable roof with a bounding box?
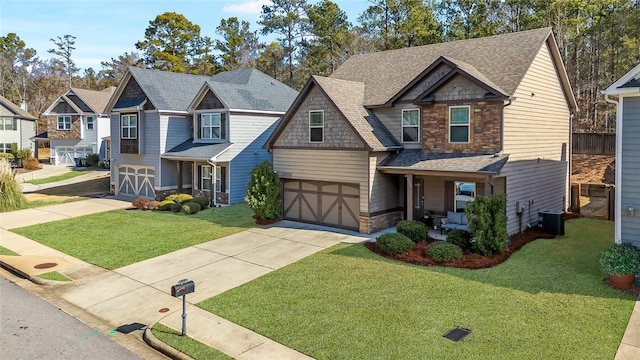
[0,95,37,120]
[70,87,116,114]
[330,27,574,109]
[603,63,640,95]
[192,68,298,112]
[266,76,401,151]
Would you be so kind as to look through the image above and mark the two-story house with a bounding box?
[43,87,115,166]
[104,67,297,204]
[266,27,576,234]
[0,95,37,155]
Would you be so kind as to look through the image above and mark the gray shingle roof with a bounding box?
[621,78,640,88]
[162,139,233,160]
[0,95,37,120]
[206,68,298,112]
[379,150,509,174]
[313,76,401,150]
[330,27,553,106]
[128,67,210,111]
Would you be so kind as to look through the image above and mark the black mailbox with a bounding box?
[171,279,195,297]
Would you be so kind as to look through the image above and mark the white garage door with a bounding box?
[117,165,155,198]
[55,147,76,166]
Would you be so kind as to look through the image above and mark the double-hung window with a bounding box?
[402,109,420,142]
[309,110,324,142]
[121,114,137,139]
[449,106,470,143]
[201,113,221,139]
[0,118,14,130]
[57,116,71,130]
[0,143,10,153]
[201,165,212,190]
[86,116,94,130]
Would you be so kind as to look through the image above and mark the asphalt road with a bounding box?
[0,278,140,360]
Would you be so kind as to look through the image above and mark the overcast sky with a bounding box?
[1,0,369,71]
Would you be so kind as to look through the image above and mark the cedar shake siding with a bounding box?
[47,115,81,140]
[272,86,366,149]
[118,78,155,110]
[196,90,225,110]
[399,64,453,102]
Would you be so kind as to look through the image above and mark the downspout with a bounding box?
[207,158,217,208]
[604,94,621,244]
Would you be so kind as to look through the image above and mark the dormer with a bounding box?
[189,83,229,143]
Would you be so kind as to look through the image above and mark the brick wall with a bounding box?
[421,101,502,154]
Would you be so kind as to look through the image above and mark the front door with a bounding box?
[413,178,424,221]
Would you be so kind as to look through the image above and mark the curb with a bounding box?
[0,260,46,285]
[143,323,194,360]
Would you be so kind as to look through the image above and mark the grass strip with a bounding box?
[151,323,232,360]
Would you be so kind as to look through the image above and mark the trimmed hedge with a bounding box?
[426,242,463,262]
[158,200,174,211]
[164,193,193,204]
[182,201,201,214]
[376,233,414,254]
[192,196,210,209]
[447,229,472,251]
[170,203,183,212]
[396,220,427,242]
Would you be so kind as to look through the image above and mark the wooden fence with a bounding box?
[570,183,615,220]
[572,133,615,155]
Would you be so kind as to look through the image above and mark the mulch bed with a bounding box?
[603,279,640,297]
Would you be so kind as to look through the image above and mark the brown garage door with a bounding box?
[283,179,360,230]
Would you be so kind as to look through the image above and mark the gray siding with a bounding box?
[0,118,35,152]
[372,103,418,149]
[369,153,399,212]
[159,114,191,186]
[621,96,640,246]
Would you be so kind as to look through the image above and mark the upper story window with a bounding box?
[121,114,137,139]
[86,116,94,130]
[449,106,470,143]
[201,113,221,139]
[402,109,420,143]
[57,116,71,130]
[309,110,324,143]
[1,118,14,131]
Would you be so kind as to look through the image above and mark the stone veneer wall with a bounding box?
[421,101,502,154]
[359,210,404,234]
[47,115,81,140]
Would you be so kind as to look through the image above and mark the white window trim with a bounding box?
[57,116,71,131]
[309,110,324,143]
[0,118,14,131]
[449,105,471,144]
[401,108,420,143]
[86,116,94,130]
[201,113,222,140]
[121,114,137,139]
[201,165,212,190]
[0,143,11,153]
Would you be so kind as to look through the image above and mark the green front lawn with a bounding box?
[27,170,91,185]
[12,204,255,269]
[198,219,633,360]
[151,324,232,360]
[24,198,85,209]
[0,246,19,255]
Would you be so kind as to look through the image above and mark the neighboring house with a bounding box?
[603,63,640,248]
[104,67,297,204]
[43,87,115,166]
[266,27,576,234]
[0,95,37,155]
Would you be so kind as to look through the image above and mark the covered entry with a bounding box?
[283,179,360,230]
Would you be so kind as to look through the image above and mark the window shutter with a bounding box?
[197,114,202,139]
[12,119,17,130]
[221,167,227,192]
[444,181,454,212]
[221,113,226,139]
[197,166,202,190]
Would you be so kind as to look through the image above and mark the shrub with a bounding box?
[85,154,100,167]
[158,200,175,211]
[182,201,201,214]
[132,197,150,210]
[192,196,210,209]
[170,203,183,212]
[426,242,463,262]
[447,229,473,251]
[376,233,414,254]
[0,159,26,212]
[599,243,640,275]
[16,148,32,160]
[0,153,14,160]
[466,195,508,256]
[396,220,427,242]
[245,161,280,220]
[23,157,42,171]
[145,201,160,210]
[164,193,193,204]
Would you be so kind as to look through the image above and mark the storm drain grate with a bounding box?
[443,327,471,342]
[116,322,146,334]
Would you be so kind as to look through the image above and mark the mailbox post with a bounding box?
[171,279,195,336]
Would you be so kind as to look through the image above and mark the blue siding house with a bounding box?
[603,63,640,248]
[105,67,297,205]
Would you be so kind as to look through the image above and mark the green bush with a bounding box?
[0,159,26,212]
[182,201,201,214]
[426,242,463,262]
[170,203,183,212]
[158,200,174,211]
[599,243,640,275]
[396,220,427,242]
[376,233,414,254]
[192,196,210,209]
[164,193,193,204]
[466,195,508,256]
[85,154,100,167]
[245,161,280,221]
[447,229,472,251]
[0,153,14,160]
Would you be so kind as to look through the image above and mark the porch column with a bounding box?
[485,175,494,196]
[406,174,414,220]
[177,162,183,193]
